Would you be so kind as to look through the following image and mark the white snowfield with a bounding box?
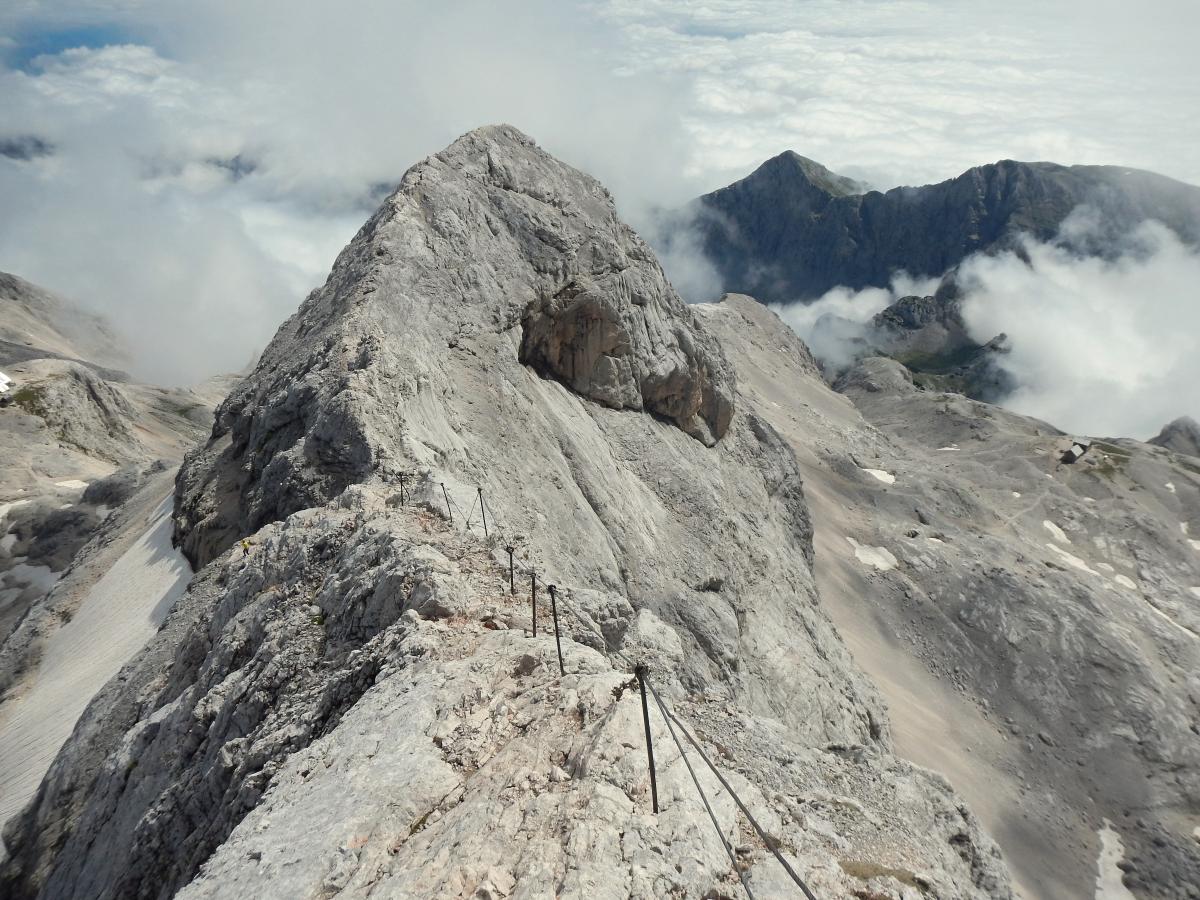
[1046,542,1098,575]
[1043,520,1071,544]
[846,536,898,571]
[1094,821,1138,900]
[0,498,190,847]
[0,371,11,394]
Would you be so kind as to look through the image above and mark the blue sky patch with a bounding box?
[4,24,144,71]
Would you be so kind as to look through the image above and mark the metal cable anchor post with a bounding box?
[635,664,659,814]
[547,584,565,676]
[530,572,537,637]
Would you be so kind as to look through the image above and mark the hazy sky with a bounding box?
[1,1,1198,409]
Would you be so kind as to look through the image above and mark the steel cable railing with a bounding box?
[384,474,820,898]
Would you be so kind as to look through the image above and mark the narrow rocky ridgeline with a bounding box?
[2,127,1011,899]
[691,154,1200,302]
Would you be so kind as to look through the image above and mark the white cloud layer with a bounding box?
[603,0,1200,191]
[0,1,1197,386]
[0,2,697,384]
[770,273,939,373]
[959,213,1200,440]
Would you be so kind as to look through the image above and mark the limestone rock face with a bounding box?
[7,362,140,463]
[519,273,733,446]
[175,125,733,569]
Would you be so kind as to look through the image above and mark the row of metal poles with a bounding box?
[393,474,818,899]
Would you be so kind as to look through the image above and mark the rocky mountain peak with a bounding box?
[174,124,734,568]
[8,130,997,900]
[1149,415,1200,457]
[692,154,1200,302]
[700,150,864,221]
[760,150,867,197]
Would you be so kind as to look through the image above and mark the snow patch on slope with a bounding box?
[1046,543,1098,575]
[1043,520,1070,544]
[847,537,898,571]
[1094,820,1137,900]
[0,498,191,844]
[862,468,895,485]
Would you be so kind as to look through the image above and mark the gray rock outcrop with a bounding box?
[174,125,734,570]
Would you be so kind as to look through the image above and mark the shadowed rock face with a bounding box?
[693,155,1200,302]
[1150,417,1200,458]
[175,124,734,569]
[519,275,733,445]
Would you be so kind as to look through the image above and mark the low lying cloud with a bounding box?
[0,4,700,386]
[958,211,1200,439]
[2,1,1197,390]
[643,203,726,303]
[769,273,940,373]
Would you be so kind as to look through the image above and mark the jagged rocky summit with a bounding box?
[1151,416,1200,458]
[690,152,1200,302]
[174,124,734,570]
[1,126,1012,899]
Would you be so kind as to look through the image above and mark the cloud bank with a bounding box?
[959,212,1200,440]
[0,2,699,384]
[769,273,940,373]
[1,1,1197,386]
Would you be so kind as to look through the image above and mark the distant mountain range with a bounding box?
[689,152,1200,302]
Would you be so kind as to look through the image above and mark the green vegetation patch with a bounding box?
[896,343,985,375]
[11,384,49,417]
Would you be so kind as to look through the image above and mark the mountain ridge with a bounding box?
[690,154,1200,302]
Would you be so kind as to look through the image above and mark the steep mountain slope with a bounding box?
[0,276,229,854]
[0,275,219,645]
[692,154,1200,302]
[699,295,1200,900]
[0,272,128,375]
[0,126,1011,900]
